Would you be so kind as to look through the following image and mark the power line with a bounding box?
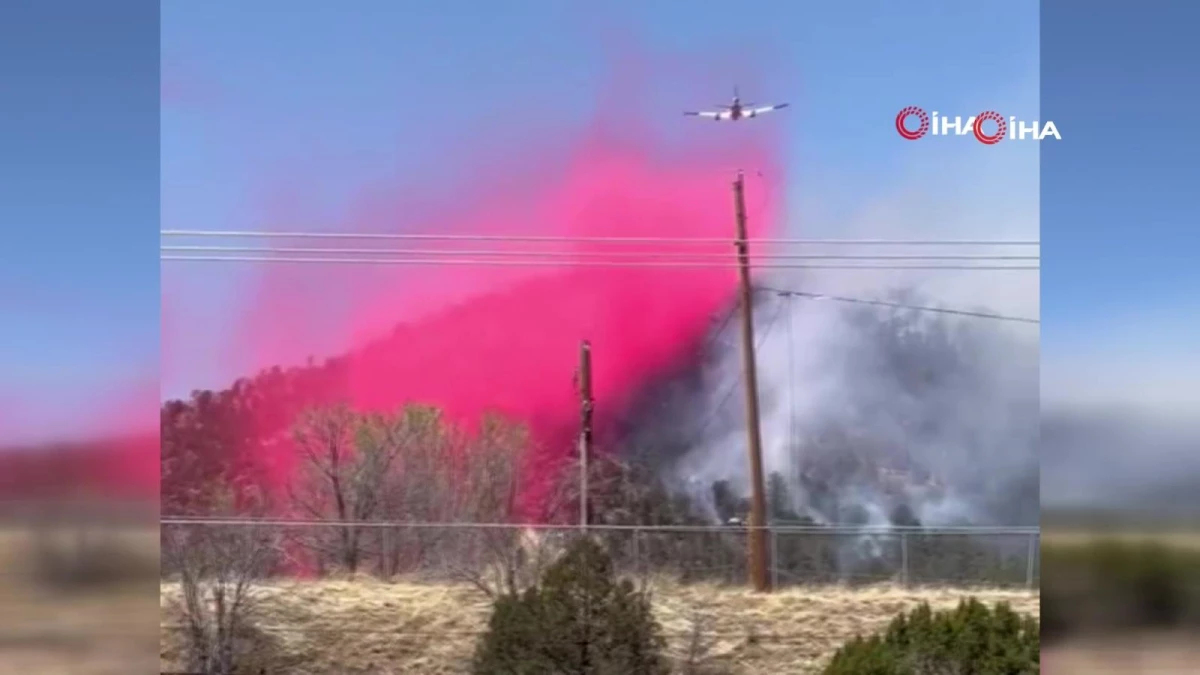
[763,287,1040,324]
[161,255,1039,271]
[687,296,787,447]
[161,245,1039,262]
[706,300,740,350]
[162,229,1040,247]
[784,294,797,489]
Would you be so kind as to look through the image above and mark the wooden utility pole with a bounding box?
[578,340,594,529]
[733,170,771,592]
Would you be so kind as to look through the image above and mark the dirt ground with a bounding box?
[159,577,1039,674]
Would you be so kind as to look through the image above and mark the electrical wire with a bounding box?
[763,287,1039,324]
[685,296,787,447]
[161,255,1038,271]
[784,294,797,490]
[701,298,740,352]
[162,229,1040,247]
[160,245,1039,262]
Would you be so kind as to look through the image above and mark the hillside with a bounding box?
[161,267,734,517]
[0,434,158,505]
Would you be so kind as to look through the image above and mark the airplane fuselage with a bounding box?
[728,98,743,120]
[685,91,787,122]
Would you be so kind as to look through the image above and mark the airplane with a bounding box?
[684,87,789,122]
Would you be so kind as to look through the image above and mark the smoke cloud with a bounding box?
[621,81,1043,529]
[162,48,788,516]
[641,287,1039,528]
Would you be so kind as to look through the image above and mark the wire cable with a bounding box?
[160,245,1039,262]
[161,229,1040,247]
[686,295,787,447]
[161,255,1038,271]
[784,294,797,486]
[703,298,740,351]
[763,286,1040,324]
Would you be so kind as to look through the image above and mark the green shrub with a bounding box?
[823,598,1038,675]
[473,536,669,675]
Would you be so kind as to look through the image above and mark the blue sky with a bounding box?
[0,1,158,441]
[1,1,1196,442]
[1040,1,1200,415]
[160,0,1043,397]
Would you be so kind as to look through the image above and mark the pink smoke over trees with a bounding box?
[163,55,787,517]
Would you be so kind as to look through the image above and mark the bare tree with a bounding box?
[290,403,403,573]
[162,486,281,675]
[289,403,533,585]
[458,412,528,522]
[443,412,537,596]
[375,404,458,576]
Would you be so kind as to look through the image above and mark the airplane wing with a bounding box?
[747,103,789,116]
[684,110,731,120]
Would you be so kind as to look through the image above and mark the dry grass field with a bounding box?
[159,577,1039,674]
[1,525,1044,674]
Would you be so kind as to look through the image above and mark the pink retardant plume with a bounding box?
[82,376,161,501]
[0,379,159,504]
[343,141,782,515]
[230,83,786,520]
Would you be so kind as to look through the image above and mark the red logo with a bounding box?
[895,106,929,140]
[972,110,1007,144]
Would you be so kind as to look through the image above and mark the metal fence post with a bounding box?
[770,526,779,589]
[632,526,641,577]
[1025,532,1036,589]
[381,525,392,578]
[900,532,909,587]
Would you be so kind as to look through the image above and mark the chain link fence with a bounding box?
[160,518,1039,589]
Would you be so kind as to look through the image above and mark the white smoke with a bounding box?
[671,288,1038,528]
[665,79,1042,529]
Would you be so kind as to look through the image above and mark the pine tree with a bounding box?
[823,598,1039,674]
[473,537,669,675]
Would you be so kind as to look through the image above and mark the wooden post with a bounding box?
[578,340,593,529]
[733,170,771,592]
